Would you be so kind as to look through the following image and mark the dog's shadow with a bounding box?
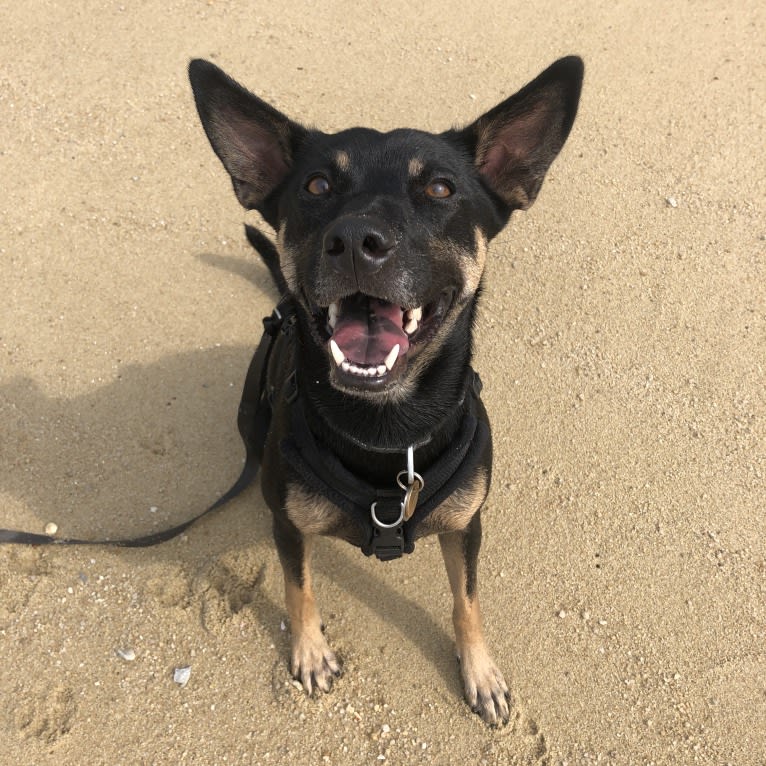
[1,246,458,693]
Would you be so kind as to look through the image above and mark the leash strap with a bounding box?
[0,301,292,548]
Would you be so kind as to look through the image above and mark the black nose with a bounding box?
[323,216,395,278]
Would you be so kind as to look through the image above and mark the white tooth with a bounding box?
[377,365,387,376]
[341,361,350,372]
[384,344,400,371]
[328,302,338,328]
[329,339,345,366]
[404,318,418,334]
[411,306,423,321]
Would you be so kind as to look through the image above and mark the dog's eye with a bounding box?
[425,180,453,199]
[306,175,331,196]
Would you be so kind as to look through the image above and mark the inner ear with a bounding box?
[465,56,584,211]
[189,59,306,223]
[212,110,291,209]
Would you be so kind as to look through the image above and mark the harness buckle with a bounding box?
[368,497,405,561]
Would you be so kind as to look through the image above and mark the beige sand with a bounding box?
[2,1,764,764]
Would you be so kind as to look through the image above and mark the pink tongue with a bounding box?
[332,296,410,365]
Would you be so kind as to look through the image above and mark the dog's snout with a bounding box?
[323,217,395,277]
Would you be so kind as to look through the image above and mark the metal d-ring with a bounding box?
[370,501,404,529]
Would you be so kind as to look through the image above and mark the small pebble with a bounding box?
[45,522,58,535]
[173,666,191,687]
[558,609,567,618]
[665,196,678,208]
[116,648,136,661]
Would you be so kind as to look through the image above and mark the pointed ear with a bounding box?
[460,56,583,211]
[188,59,307,225]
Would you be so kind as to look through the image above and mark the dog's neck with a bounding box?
[296,308,476,484]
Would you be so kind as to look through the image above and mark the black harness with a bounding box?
[282,374,487,560]
[0,299,488,560]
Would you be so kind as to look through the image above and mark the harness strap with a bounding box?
[0,300,293,547]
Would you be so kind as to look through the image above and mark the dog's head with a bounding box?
[189,58,582,401]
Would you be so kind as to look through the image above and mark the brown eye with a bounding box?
[306,175,331,195]
[425,179,453,199]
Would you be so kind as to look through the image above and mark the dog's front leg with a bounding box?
[439,513,510,725]
[273,516,341,694]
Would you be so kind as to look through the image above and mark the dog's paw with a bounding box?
[290,630,342,696]
[458,646,511,726]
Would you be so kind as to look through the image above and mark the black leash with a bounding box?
[0,301,292,548]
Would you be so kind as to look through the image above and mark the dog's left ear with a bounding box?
[459,56,583,211]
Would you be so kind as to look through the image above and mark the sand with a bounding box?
[1,1,764,764]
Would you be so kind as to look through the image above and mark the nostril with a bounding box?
[362,232,393,257]
[326,237,345,256]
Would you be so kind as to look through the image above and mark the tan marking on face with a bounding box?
[462,226,488,299]
[334,150,350,172]
[286,484,346,536]
[422,467,488,534]
[408,157,424,177]
[276,222,298,293]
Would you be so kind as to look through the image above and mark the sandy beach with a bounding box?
[2,1,764,763]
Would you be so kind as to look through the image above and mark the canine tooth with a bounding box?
[404,317,418,334]
[384,344,400,371]
[328,302,338,328]
[377,364,387,376]
[341,361,350,372]
[411,306,423,321]
[329,339,345,366]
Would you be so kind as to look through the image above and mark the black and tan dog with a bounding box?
[188,56,582,725]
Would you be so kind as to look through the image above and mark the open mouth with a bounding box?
[311,289,455,387]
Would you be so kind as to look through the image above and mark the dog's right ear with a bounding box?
[188,59,306,227]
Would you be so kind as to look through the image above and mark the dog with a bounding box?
[188,56,583,725]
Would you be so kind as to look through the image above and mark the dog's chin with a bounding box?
[304,287,457,400]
